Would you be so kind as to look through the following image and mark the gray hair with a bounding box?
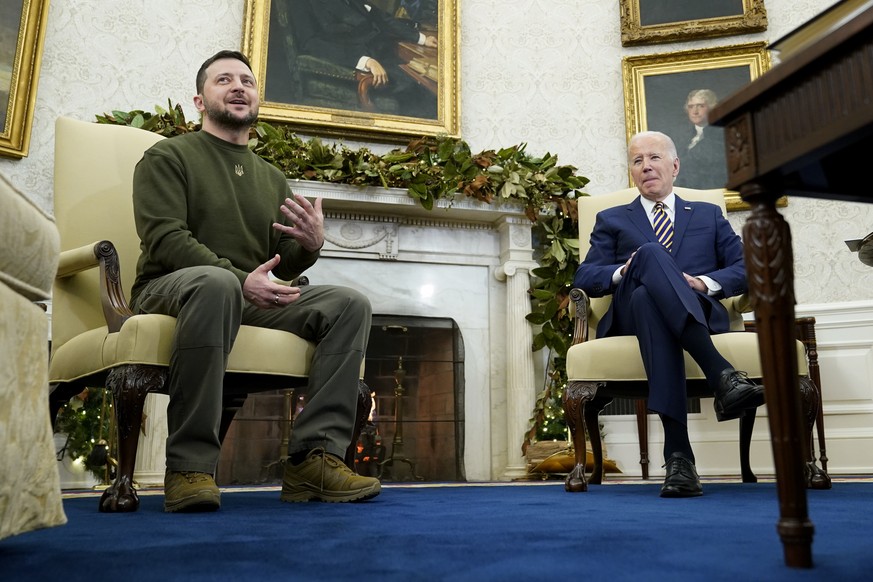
[628,131,679,161]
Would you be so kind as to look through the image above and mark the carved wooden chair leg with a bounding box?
[218,394,247,444]
[562,380,601,492]
[634,399,650,480]
[814,409,829,475]
[738,408,758,483]
[346,380,373,469]
[218,394,248,450]
[797,317,829,473]
[586,397,611,485]
[798,376,832,490]
[99,364,166,513]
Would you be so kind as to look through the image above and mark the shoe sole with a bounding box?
[660,488,703,498]
[164,491,221,513]
[714,387,765,421]
[280,482,381,503]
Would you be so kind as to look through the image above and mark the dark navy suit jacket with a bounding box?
[573,194,747,340]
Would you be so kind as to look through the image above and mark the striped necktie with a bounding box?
[653,202,673,251]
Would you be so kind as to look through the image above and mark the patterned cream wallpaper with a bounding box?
[1,0,869,304]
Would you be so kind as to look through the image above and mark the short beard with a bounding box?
[203,101,258,132]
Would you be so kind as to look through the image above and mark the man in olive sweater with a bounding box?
[131,50,380,511]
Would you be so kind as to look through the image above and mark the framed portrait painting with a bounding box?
[0,0,50,159]
[242,0,459,143]
[620,0,768,47]
[622,42,771,210]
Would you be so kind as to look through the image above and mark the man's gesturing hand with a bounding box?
[243,254,301,309]
[273,193,324,252]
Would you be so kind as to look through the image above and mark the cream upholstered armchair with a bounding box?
[562,187,827,493]
[0,173,66,540]
[49,117,370,512]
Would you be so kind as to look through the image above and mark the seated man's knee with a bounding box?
[344,287,372,320]
[631,242,675,274]
[635,242,667,258]
[188,266,243,303]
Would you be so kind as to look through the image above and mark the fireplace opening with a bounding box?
[358,314,466,483]
[216,314,465,485]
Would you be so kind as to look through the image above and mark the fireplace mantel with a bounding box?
[290,179,529,224]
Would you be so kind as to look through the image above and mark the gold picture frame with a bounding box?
[620,0,768,47]
[0,0,50,158]
[622,42,771,211]
[242,0,459,143]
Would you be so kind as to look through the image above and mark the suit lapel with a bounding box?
[672,195,692,254]
[627,198,657,244]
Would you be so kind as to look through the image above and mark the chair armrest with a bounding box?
[58,240,133,333]
[569,288,591,346]
[57,243,101,279]
[297,55,357,80]
[724,293,752,314]
[94,240,134,333]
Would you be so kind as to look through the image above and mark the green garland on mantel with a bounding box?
[95,100,589,453]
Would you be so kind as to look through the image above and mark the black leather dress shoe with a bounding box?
[713,368,765,422]
[660,452,703,498]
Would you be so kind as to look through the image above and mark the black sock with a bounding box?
[660,414,694,464]
[289,450,311,465]
[679,319,731,387]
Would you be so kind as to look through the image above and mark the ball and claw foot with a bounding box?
[806,462,832,490]
[99,475,140,512]
[564,464,588,492]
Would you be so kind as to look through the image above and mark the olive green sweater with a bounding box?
[131,130,319,302]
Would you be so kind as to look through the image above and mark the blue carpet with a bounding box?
[2,481,871,581]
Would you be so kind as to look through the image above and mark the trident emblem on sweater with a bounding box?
[234,164,244,177]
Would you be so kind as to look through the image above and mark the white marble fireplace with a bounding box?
[295,181,539,481]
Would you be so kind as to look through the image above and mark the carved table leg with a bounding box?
[99,364,166,513]
[562,380,600,492]
[798,376,832,490]
[742,184,814,568]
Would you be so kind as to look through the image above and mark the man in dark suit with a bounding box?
[675,89,727,189]
[286,0,437,118]
[573,131,763,497]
